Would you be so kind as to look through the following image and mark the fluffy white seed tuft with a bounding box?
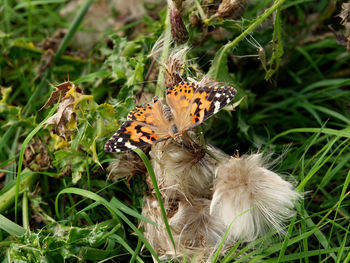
[210,154,300,242]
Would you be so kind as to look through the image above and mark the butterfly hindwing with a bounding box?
[189,85,237,128]
[104,120,162,152]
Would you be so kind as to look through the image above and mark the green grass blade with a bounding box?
[212,210,249,263]
[112,234,145,263]
[0,214,26,236]
[336,222,350,263]
[277,214,297,262]
[109,197,157,226]
[220,239,242,263]
[14,103,58,222]
[53,0,94,62]
[133,148,177,253]
[297,204,337,261]
[55,187,161,262]
[297,136,339,191]
[267,127,350,149]
[264,248,350,262]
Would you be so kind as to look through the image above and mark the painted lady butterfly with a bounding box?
[105,82,237,152]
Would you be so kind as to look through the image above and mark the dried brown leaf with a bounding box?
[40,81,81,110]
[44,96,76,137]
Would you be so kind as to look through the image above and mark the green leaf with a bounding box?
[208,45,231,82]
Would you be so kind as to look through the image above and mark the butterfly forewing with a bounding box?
[105,97,171,152]
[166,82,197,130]
[189,85,237,128]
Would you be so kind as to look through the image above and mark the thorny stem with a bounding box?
[155,8,171,98]
[214,0,286,65]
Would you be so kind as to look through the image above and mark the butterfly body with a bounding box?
[105,82,237,152]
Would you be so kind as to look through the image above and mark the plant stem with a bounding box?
[155,8,171,98]
[27,0,32,41]
[22,189,30,231]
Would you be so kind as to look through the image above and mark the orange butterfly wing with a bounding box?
[166,82,237,132]
[105,97,171,152]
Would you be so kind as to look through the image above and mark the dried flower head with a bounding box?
[142,196,226,262]
[169,198,224,248]
[217,0,247,20]
[107,151,147,181]
[164,47,188,90]
[210,154,300,241]
[149,133,225,201]
[141,142,300,261]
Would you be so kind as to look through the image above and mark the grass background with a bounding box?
[1,0,350,262]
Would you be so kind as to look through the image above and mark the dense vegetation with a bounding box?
[0,0,349,262]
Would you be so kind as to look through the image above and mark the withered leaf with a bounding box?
[44,96,76,137]
[40,81,82,110]
[38,49,54,77]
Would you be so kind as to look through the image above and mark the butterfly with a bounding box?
[105,82,237,152]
